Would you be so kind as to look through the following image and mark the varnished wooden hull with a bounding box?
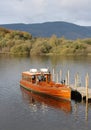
[20,80,71,101]
[21,87,72,113]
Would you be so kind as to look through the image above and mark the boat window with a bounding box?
[22,74,31,82]
[41,75,46,81]
[37,75,46,82]
[32,75,35,80]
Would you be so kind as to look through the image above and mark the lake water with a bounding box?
[0,55,91,130]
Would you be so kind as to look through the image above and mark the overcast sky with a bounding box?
[0,0,91,26]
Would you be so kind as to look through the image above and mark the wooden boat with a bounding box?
[21,87,72,113]
[20,68,71,101]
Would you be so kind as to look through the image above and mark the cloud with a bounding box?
[0,0,46,23]
[0,0,91,25]
[43,0,91,25]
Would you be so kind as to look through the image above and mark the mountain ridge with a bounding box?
[0,21,91,39]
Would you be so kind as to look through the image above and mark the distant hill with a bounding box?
[0,21,91,39]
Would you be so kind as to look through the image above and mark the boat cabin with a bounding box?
[22,68,52,84]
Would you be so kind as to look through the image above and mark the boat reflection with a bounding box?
[20,87,72,113]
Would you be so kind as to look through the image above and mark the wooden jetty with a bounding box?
[70,73,91,102]
[71,86,91,102]
[52,69,91,102]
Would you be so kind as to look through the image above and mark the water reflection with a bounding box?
[20,87,72,113]
[72,99,91,123]
[29,55,91,66]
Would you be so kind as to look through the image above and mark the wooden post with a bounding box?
[65,76,67,85]
[53,68,55,81]
[66,70,69,86]
[85,73,89,121]
[75,72,79,90]
[85,73,89,102]
[67,70,70,86]
[75,73,77,88]
[60,69,62,82]
[76,72,79,87]
[56,73,59,83]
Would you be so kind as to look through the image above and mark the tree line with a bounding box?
[0,27,91,56]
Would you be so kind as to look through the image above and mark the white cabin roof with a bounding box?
[40,68,49,73]
[30,69,38,73]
